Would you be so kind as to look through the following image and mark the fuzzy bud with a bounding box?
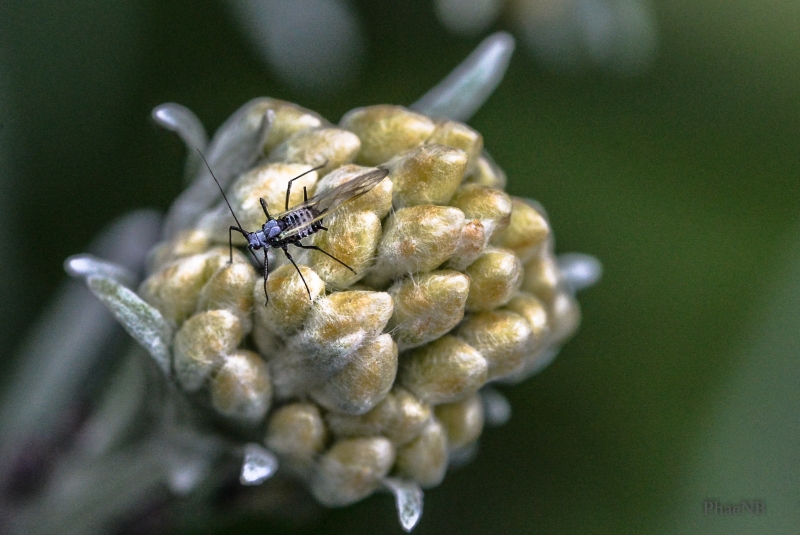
[368,205,465,285]
[313,164,393,218]
[394,418,448,488]
[384,144,467,208]
[253,264,325,337]
[434,394,484,450]
[173,309,244,391]
[388,270,470,350]
[340,105,436,166]
[310,334,398,415]
[268,127,361,176]
[310,437,396,506]
[265,402,327,472]
[465,248,524,311]
[209,350,271,424]
[492,198,550,263]
[400,336,488,405]
[456,311,532,380]
[427,120,483,172]
[307,210,382,288]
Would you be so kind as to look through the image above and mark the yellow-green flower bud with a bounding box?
[253,98,328,153]
[369,205,465,285]
[449,184,512,240]
[426,120,483,172]
[173,309,244,391]
[465,248,523,311]
[196,261,258,330]
[139,248,245,326]
[446,219,487,271]
[253,264,324,339]
[265,402,327,472]
[388,270,470,350]
[463,154,506,189]
[310,334,398,415]
[384,144,467,208]
[325,387,432,446]
[310,437,395,506]
[313,164,393,218]
[394,418,448,488]
[503,292,550,353]
[434,394,484,450]
[268,127,361,176]
[521,253,560,305]
[292,291,393,372]
[147,228,211,273]
[209,349,271,424]
[491,198,550,263]
[400,335,488,404]
[307,210,382,289]
[548,291,581,345]
[340,105,436,166]
[456,310,532,380]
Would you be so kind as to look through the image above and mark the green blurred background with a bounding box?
[0,0,798,533]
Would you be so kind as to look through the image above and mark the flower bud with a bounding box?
[325,387,432,446]
[427,120,483,172]
[253,264,325,337]
[384,144,467,208]
[310,437,395,506]
[139,248,245,326]
[254,98,328,153]
[388,270,470,349]
[369,205,465,285]
[548,291,581,345]
[147,228,211,273]
[503,292,550,353]
[434,394,484,450]
[196,261,258,329]
[310,334,398,415]
[463,154,506,189]
[340,105,436,166]
[173,309,244,391]
[291,291,393,374]
[313,164,393,218]
[307,210,382,289]
[268,127,361,176]
[400,336,488,404]
[265,402,327,472]
[465,248,523,311]
[446,219,486,271]
[491,198,550,263]
[456,311,532,380]
[209,350,271,424]
[521,253,561,305]
[394,419,448,488]
[449,184,512,240]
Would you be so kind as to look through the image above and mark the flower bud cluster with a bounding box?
[138,101,582,508]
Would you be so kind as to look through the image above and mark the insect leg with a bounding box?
[262,248,270,305]
[284,160,328,210]
[295,242,356,274]
[229,226,248,263]
[259,198,271,219]
[281,246,312,300]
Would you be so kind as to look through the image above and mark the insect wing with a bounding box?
[277,168,389,239]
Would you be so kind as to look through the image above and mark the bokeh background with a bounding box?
[1,0,798,533]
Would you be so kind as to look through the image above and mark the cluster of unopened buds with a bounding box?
[42,35,600,533]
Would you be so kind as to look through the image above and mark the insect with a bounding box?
[198,151,389,304]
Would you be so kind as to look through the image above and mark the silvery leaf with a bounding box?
[412,31,515,122]
[383,477,424,532]
[85,276,172,377]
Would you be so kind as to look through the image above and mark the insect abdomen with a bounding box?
[281,208,321,241]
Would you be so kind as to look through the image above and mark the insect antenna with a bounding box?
[196,149,246,231]
[196,149,262,269]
